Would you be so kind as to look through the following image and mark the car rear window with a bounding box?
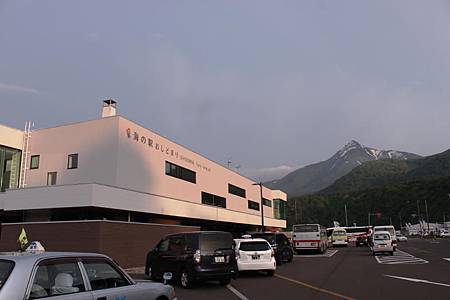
[239,241,270,251]
[200,233,233,252]
[293,225,319,232]
[250,233,275,244]
[374,234,390,240]
[0,260,15,290]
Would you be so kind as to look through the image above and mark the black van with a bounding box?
[145,231,237,288]
[248,232,294,264]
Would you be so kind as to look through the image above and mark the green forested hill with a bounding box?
[322,149,450,195]
[287,176,450,229]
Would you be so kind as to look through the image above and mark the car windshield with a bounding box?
[0,260,15,290]
[250,233,275,244]
[293,225,319,232]
[333,231,346,236]
[239,241,270,251]
[374,234,390,240]
[200,233,233,252]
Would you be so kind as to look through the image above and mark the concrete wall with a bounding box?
[116,117,286,220]
[25,117,119,187]
[0,183,286,228]
[0,221,200,268]
[20,116,286,228]
[0,124,23,150]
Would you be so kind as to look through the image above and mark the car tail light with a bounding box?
[271,249,275,257]
[170,288,177,300]
[194,249,201,263]
[236,251,240,260]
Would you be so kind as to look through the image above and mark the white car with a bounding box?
[440,231,450,237]
[0,252,176,300]
[397,234,408,242]
[371,231,394,256]
[234,238,276,276]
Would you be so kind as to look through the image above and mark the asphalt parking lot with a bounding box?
[129,238,450,300]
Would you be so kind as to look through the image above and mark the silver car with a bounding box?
[0,252,176,300]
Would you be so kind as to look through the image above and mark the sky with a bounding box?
[1,0,450,182]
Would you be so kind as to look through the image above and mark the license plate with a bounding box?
[215,256,225,263]
[252,255,260,260]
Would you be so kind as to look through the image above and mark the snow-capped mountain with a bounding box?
[265,140,421,198]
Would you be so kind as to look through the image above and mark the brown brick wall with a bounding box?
[0,221,199,268]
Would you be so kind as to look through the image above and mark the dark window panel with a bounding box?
[165,161,196,184]
[228,184,246,198]
[248,200,260,211]
[30,155,40,169]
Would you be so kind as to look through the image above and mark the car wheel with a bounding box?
[219,277,231,286]
[266,270,275,277]
[287,250,294,262]
[372,251,375,256]
[390,251,394,256]
[180,270,194,289]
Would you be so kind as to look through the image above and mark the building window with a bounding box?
[165,161,196,184]
[68,153,78,169]
[273,199,287,220]
[262,198,272,207]
[47,172,57,186]
[202,192,226,208]
[30,155,40,169]
[248,200,260,211]
[228,184,246,198]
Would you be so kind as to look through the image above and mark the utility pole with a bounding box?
[399,213,403,231]
[344,204,348,227]
[425,200,430,235]
[417,199,423,234]
[294,199,298,223]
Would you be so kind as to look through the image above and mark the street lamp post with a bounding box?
[253,182,265,232]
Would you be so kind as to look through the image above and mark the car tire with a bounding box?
[287,250,294,262]
[180,270,194,289]
[266,270,275,276]
[390,251,394,256]
[219,277,231,286]
[372,251,375,256]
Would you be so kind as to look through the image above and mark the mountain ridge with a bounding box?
[265,140,421,198]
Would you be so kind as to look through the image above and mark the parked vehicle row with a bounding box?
[145,230,294,289]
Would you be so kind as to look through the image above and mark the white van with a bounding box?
[371,231,394,256]
[373,225,397,251]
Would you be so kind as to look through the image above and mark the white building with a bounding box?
[0,100,287,232]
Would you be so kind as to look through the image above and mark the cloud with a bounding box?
[0,83,42,95]
[239,165,299,182]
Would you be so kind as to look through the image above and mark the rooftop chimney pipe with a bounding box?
[102,99,117,118]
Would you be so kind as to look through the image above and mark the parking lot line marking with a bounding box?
[374,250,428,265]
[275,274,356,300]
[385,275,450,288]
[294,249,338,258]
[227,284,250,300]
